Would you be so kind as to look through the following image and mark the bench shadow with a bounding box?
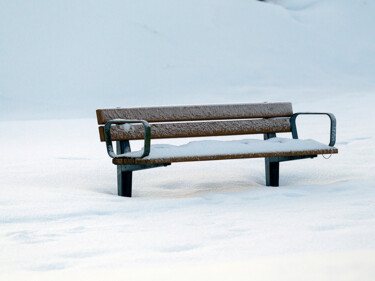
[136,179,262,199]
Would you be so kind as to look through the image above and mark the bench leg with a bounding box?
[117,165,132,197]
[116,140,132,197]
[263,133,279,186]
[265,158,279,187]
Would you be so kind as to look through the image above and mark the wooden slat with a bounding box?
[99,117,292,141]
[96,103,293,124]
[112,148,339,165]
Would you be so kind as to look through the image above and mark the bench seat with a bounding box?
[113,138,338,165]
[97,103,338,197]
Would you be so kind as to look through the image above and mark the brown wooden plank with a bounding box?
[96,103,293,124]
[112,147,338,165]
[99,117,292,141]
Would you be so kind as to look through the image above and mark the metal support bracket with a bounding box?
[104,119,151,158]
[120,163,171,172]
[268,155,317,163]
[290,112,336,147]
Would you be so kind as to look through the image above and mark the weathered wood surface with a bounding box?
[99,117,292,141]
[112,147,338,165]
[96,103,293,124]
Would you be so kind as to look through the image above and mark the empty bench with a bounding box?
[96,103,338,197]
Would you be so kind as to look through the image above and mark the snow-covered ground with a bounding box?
[1,0,375,280]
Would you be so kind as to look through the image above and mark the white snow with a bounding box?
[120,123,132,133]
[1,0,375,280]
[125,137,335,160]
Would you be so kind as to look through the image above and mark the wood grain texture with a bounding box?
[112,147,338,165]
[96,103,293,124]
[99,117,292,141]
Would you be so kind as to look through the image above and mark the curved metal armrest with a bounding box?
[290,112,336,147]
[104,119,151,158]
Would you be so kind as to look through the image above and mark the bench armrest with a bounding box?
[104,119,151,158]
[290,112,336,147]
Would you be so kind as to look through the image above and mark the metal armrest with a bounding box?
[290,112,336,147]
[104,119,151,158]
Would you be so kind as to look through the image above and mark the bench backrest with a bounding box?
[96,103,293,141]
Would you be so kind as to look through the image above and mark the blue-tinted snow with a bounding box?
[1,0,375,280]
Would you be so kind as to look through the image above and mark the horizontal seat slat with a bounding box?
[96,102,293,124]
[99,117,292,141]
[112,137,338,165]
[113,149,337,165]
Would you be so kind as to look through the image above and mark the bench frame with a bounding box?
[97,103,337,197]
[101,113,336,197]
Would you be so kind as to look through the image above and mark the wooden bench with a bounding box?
[96,103,338,197]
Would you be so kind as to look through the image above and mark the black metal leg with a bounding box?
[265,158,279,187]
[117,165,132,197]
[263,133,279,186]
[116,140,132,197]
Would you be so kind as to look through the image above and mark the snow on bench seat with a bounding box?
[113,138,338,165]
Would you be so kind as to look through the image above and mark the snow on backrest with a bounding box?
[98,117,292,141]
[96,103,293,124]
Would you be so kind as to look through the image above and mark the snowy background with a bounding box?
[1,0,375,280]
